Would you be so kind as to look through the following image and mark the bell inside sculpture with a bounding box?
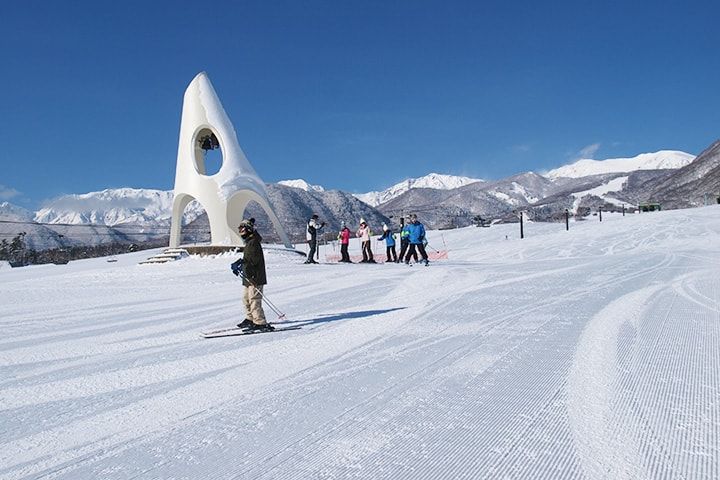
[198,133,220,152]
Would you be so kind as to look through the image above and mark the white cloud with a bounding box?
[0,185,21,200]
[576,143,600,160]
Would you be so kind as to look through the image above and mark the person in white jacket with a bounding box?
[356,219,375,263]
[305,214,324,264]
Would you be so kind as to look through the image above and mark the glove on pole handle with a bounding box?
[239,272,286,320]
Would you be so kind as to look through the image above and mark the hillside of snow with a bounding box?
[1,205,718,479]
[567,176,634,210]
[545,150,694,179]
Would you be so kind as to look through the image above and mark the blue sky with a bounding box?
[1,0,718,210]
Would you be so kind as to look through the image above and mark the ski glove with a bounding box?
[231,259,243,276]
[418,235,424,241]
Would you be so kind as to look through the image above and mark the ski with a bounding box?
[200,326,301,338]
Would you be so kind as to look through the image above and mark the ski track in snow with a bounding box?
[0,207,719,479]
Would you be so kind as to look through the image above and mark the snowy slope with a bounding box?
[1,206,719,479]
[567,175,633,210]
[545,150,694,179]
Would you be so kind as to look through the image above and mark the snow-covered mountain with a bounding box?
[277,179,325,192]
[1,189,208,253]
[354,173,484,207]
[0,201,35,221]
[544,150,694,179]
[34,188,205,226]
[4,146,716,255]
[4,151,694,230]
[606,140,720,210]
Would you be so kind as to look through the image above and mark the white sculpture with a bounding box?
[169,72,292,248]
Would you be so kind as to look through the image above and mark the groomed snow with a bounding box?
[1,206,718,479]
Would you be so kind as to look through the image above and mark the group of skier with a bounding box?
[373,215,430,266]
[305,214,429,266]
[229,213,430,333]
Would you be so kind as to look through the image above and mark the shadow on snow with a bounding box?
[287,307,407,327]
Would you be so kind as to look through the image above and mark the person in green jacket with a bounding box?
[231,219,273,332]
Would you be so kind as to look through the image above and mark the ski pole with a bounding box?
[239,272,286,320]
[422,237,439,252]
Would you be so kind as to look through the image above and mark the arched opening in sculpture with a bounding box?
[178,198,211,245]
[225,197,289,245]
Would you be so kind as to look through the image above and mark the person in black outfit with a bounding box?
[231,219,273,331]
[305,214,325,264]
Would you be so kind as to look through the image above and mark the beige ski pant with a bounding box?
[243,284,267,325]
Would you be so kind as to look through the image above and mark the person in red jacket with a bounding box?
[338,221,352,263]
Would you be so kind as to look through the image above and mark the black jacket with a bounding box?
[242,231,266,286]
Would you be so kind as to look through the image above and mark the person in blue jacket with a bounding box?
[379,223,397,262]
[404,214,429,266]
[397,219,414,263]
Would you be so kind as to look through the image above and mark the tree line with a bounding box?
[0,233,166,267]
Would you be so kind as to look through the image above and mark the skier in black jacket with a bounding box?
[305,214,325,264]
[231,219,273,332]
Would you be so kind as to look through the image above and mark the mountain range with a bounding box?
[2,142,719,253]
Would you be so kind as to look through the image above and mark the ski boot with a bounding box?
[237,319,253,329]
[245,322,275,332]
